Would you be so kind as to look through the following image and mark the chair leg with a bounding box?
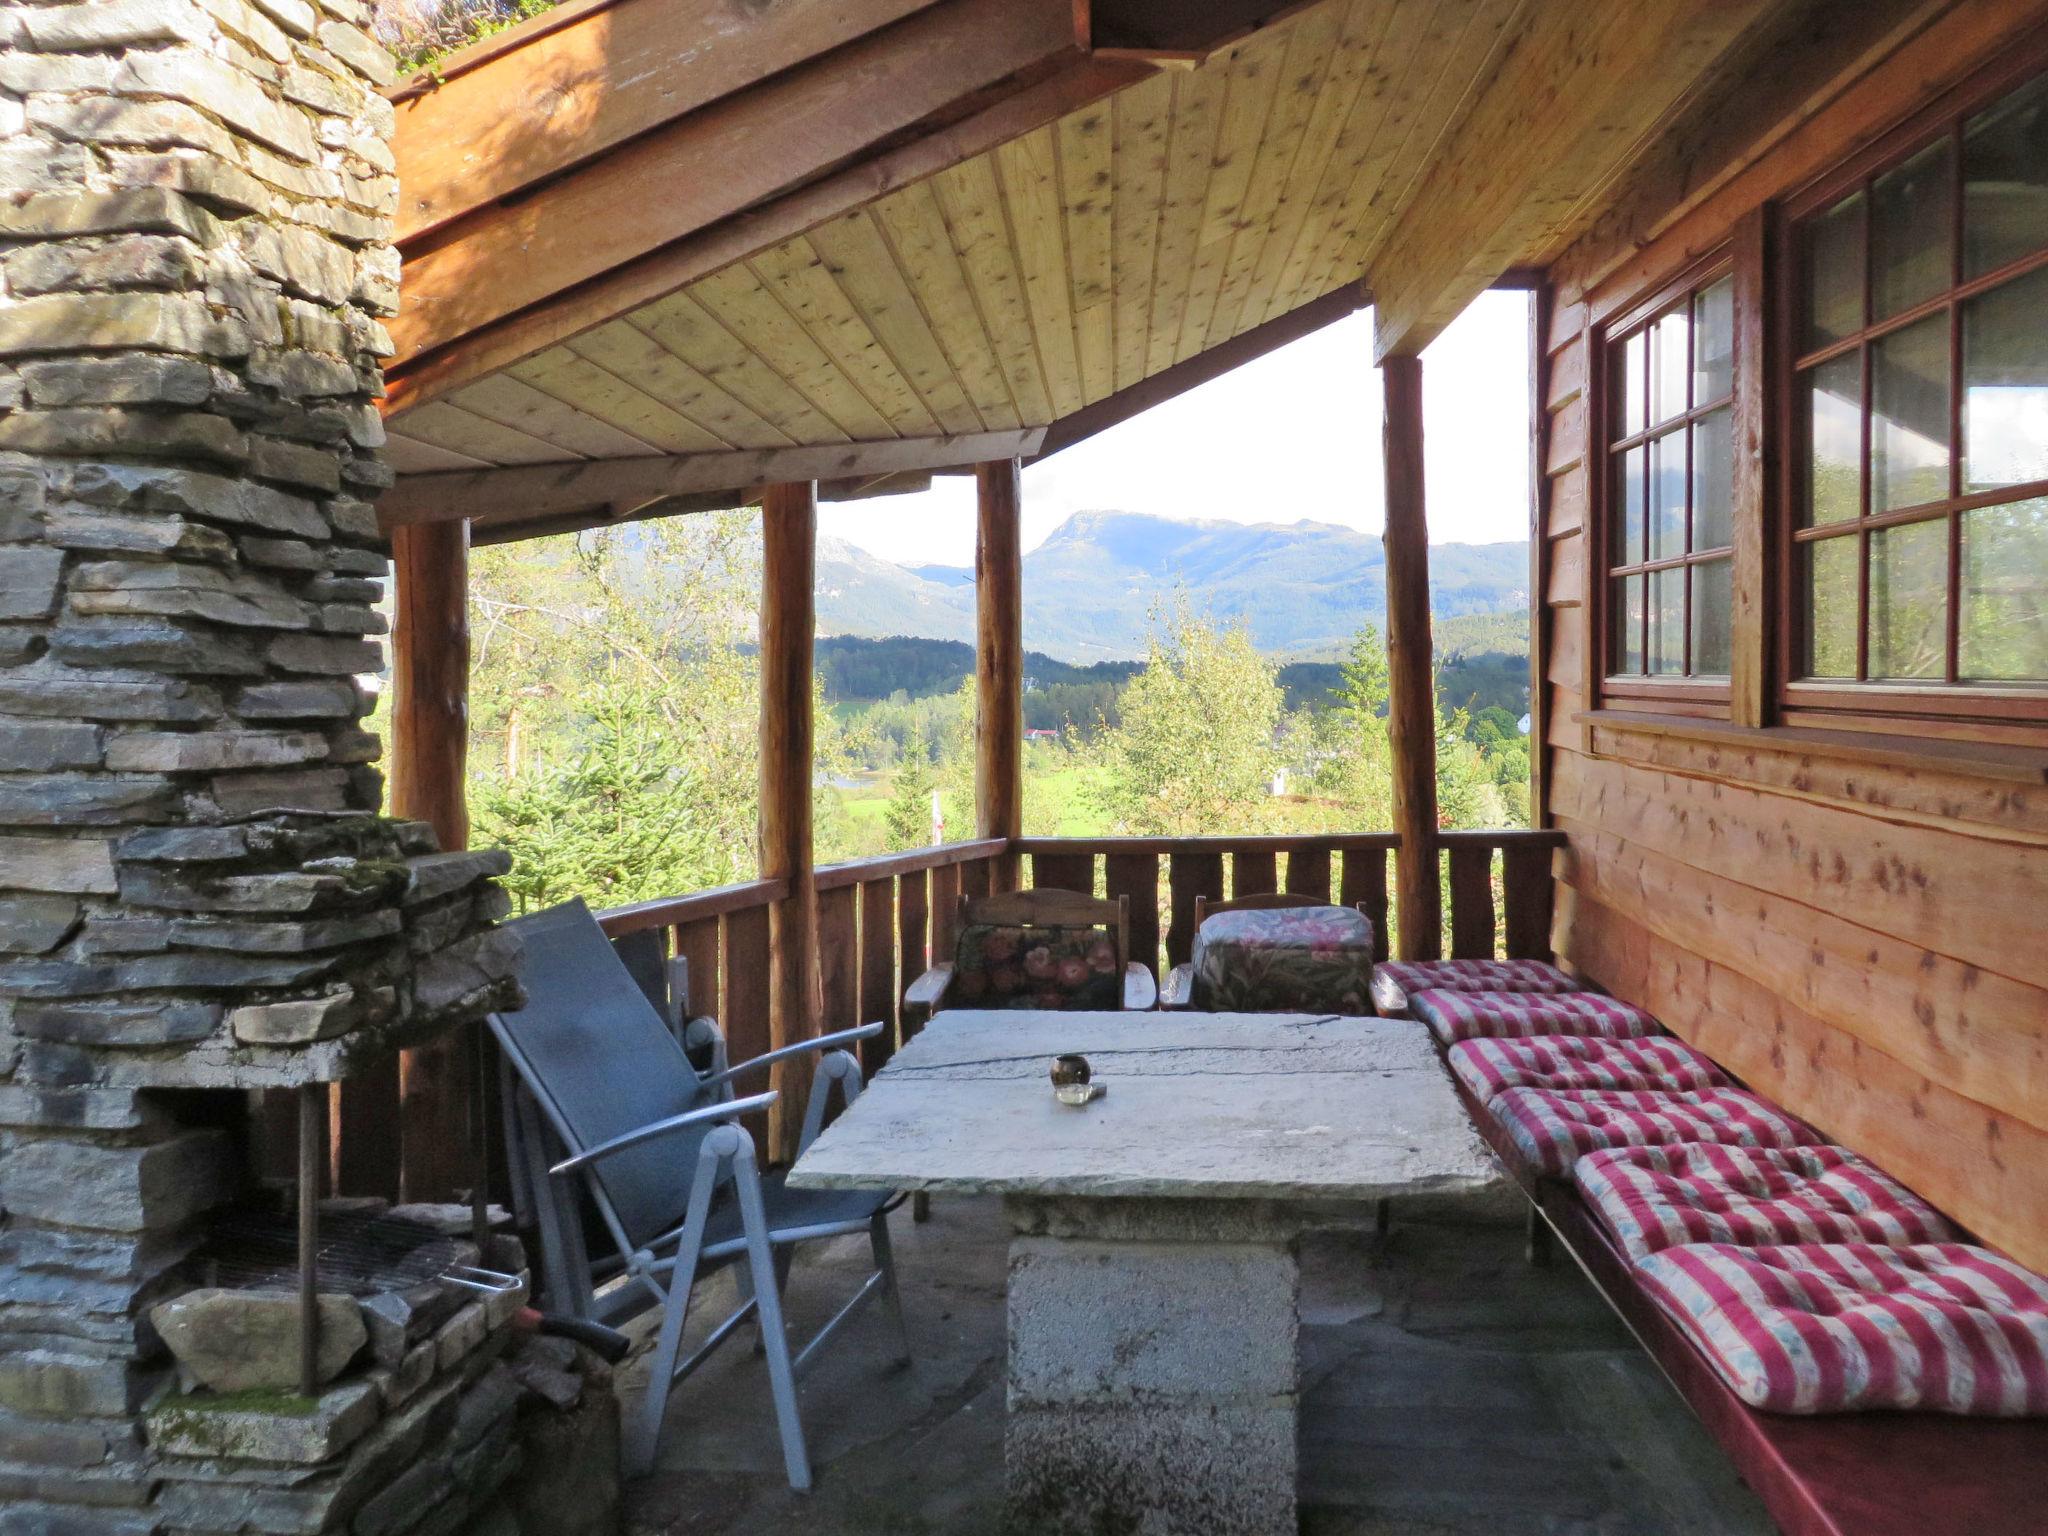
[1374,1197,1391,1237]
[911,1190,931,1223]
[734,1152,810,1492]
[869,1211,912,1366]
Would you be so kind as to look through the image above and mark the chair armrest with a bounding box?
[1122,962,1159,1011]
[548,1090,777,1176]
[1158,964,1194,1010]
[699,1022,883,1089]
[903,963,953,1012]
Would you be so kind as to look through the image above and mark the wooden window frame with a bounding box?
[1775,48,2048,735]
[1590,249,1741,719]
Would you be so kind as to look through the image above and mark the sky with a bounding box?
[819,291,1536,567]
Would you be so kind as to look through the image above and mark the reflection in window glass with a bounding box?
[1649,566,1686,674]
[1869,519,1949,679]
[1692,558,1732,675]
[1619,331,1647,437]
[1651,308,1691,424]
[1870,313,1951,512]
[1614,575,1644,674]
[1692,407,1733,551]
[1693,277,1734,403]
[1803,192,1864,348]
[1870,140,1954,320]
[1804,536,1859,678]
[1963,262,2048,492]
[1648,430,1686,560]
[1964,73,2048,280]
[1807,353,1861,525]
[1961,497,2048,680]
[1617,446,1646,565]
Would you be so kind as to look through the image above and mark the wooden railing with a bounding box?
[594,829,1565,1087]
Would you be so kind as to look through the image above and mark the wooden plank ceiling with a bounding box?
[380,0,1787,537]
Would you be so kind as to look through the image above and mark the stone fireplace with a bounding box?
[0,4,613,1532]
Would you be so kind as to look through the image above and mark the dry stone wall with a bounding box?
[0,1,530,1529]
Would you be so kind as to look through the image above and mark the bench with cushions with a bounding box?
[1377,956,2048,1536]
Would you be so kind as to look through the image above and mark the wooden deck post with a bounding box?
[388,518,472,1201]
[760,481,821,1162]
[975,458,1024,889]
[1381,355,1441,960]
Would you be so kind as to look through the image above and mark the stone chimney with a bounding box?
[0,1,527,1528]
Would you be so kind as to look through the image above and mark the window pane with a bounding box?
[1615,445,1646,566]
[1612,574,1644,674]
[1806,353,1861,526]
[1803,191,1865,349]
[1692,556,1733,676]
[1617,330,1647,438]
[1649,429,1686,561]
[1964,72,2048,280]
[1870,313,1951,512]
[1870,139,1954,322]
[1960,496,2048,680]
[1693,276,1734,403]
[1649,566,1686,675]
[1803,535,1859,678]
[1869,518,1949,680]
[1692,406,1733,551]
[1651,307,1691,424]
[1963,262,2048,492]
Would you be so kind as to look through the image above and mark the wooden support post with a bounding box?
[1381,355,1441,961]
[975,458,1024,889]
[389,519,472,1202]
[760,481,821,1163]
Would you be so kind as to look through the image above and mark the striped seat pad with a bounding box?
[1410,988,1660,1045]
[1635,1243,2048,1415]
[1577,1144,1958,1261]
[1488,1087,1822,1176]
[1372,957,1576,1013]
[1448,1034,1731,1103]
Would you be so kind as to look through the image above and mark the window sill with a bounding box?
[1573,709,2048,785]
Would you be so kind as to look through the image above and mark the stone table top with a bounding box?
[786,1011,1502,1204]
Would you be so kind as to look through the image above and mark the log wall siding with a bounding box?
[1537,5,2048,1272]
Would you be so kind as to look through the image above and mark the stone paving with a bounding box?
[621,1194,1775,1535]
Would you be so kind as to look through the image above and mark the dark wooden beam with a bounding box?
[1381,355,1440,960]
[1032,282,1367,463]
[974,459,1024,888]
[389,518,474,1202]
[759,482,821,1162]
[379,428,1046,535]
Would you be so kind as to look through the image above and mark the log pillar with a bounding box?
[390,518,474,1201]
[760,482,822,1162]
[1381,355,1442,960]
[975,458,1025,888]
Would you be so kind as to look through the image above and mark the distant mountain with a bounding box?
[816,510,1528,662]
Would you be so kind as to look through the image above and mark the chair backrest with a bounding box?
[490,899,707,1250]
[1193,891,1326,928]
[948,887,1132,1011]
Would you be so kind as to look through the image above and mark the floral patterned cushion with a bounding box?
[1576,1143,1958,1262]
[1447,1034,1732,1103]
[1371,958,1576,1014]
[1634,1243,2048,1415]
[951,923,1121,1011]
[1190,905,1376,1014]
[1486,1086,1823,1176]
[1410,988,1661,1044]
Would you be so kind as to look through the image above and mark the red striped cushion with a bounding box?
[1372,958,1577,1014]
[1488,1087,1822,1176]
[1448,1034,1731,1103]
[1634,1243,2048,1415]
[1410,988,1660,1045]
[1577,1144,1958,1261]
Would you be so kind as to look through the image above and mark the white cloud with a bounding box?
[819,292,1535,568]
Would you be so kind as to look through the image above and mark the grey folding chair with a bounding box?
[488,900,911,1486]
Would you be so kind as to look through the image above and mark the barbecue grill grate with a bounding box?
[194,1206,473,1297]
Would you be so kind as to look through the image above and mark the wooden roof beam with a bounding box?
[389,0,1092,385]
[380,427,1047,537]
[1364,0,1775,361]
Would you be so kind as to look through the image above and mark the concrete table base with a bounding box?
[1004,1197,1301,1536]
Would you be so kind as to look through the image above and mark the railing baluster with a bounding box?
[1167,848,1224,967]
[1233,848,1277,897]
[1501,840,1555,960]
[1105,852,1161,981]
[929,862,962,970]
[817,883,859,1035]
[859,877,895,1071]
[675,916,720,1024]
[1339,845,1391,963]
[1032,849,1094,893]
[1447,842,1498,960]
[1286,843,1332,902]
[721,905,772,1156]
[898,870,930,1040]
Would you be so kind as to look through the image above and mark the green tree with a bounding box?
[1092,597,1283,836]
[884,722,938,849]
